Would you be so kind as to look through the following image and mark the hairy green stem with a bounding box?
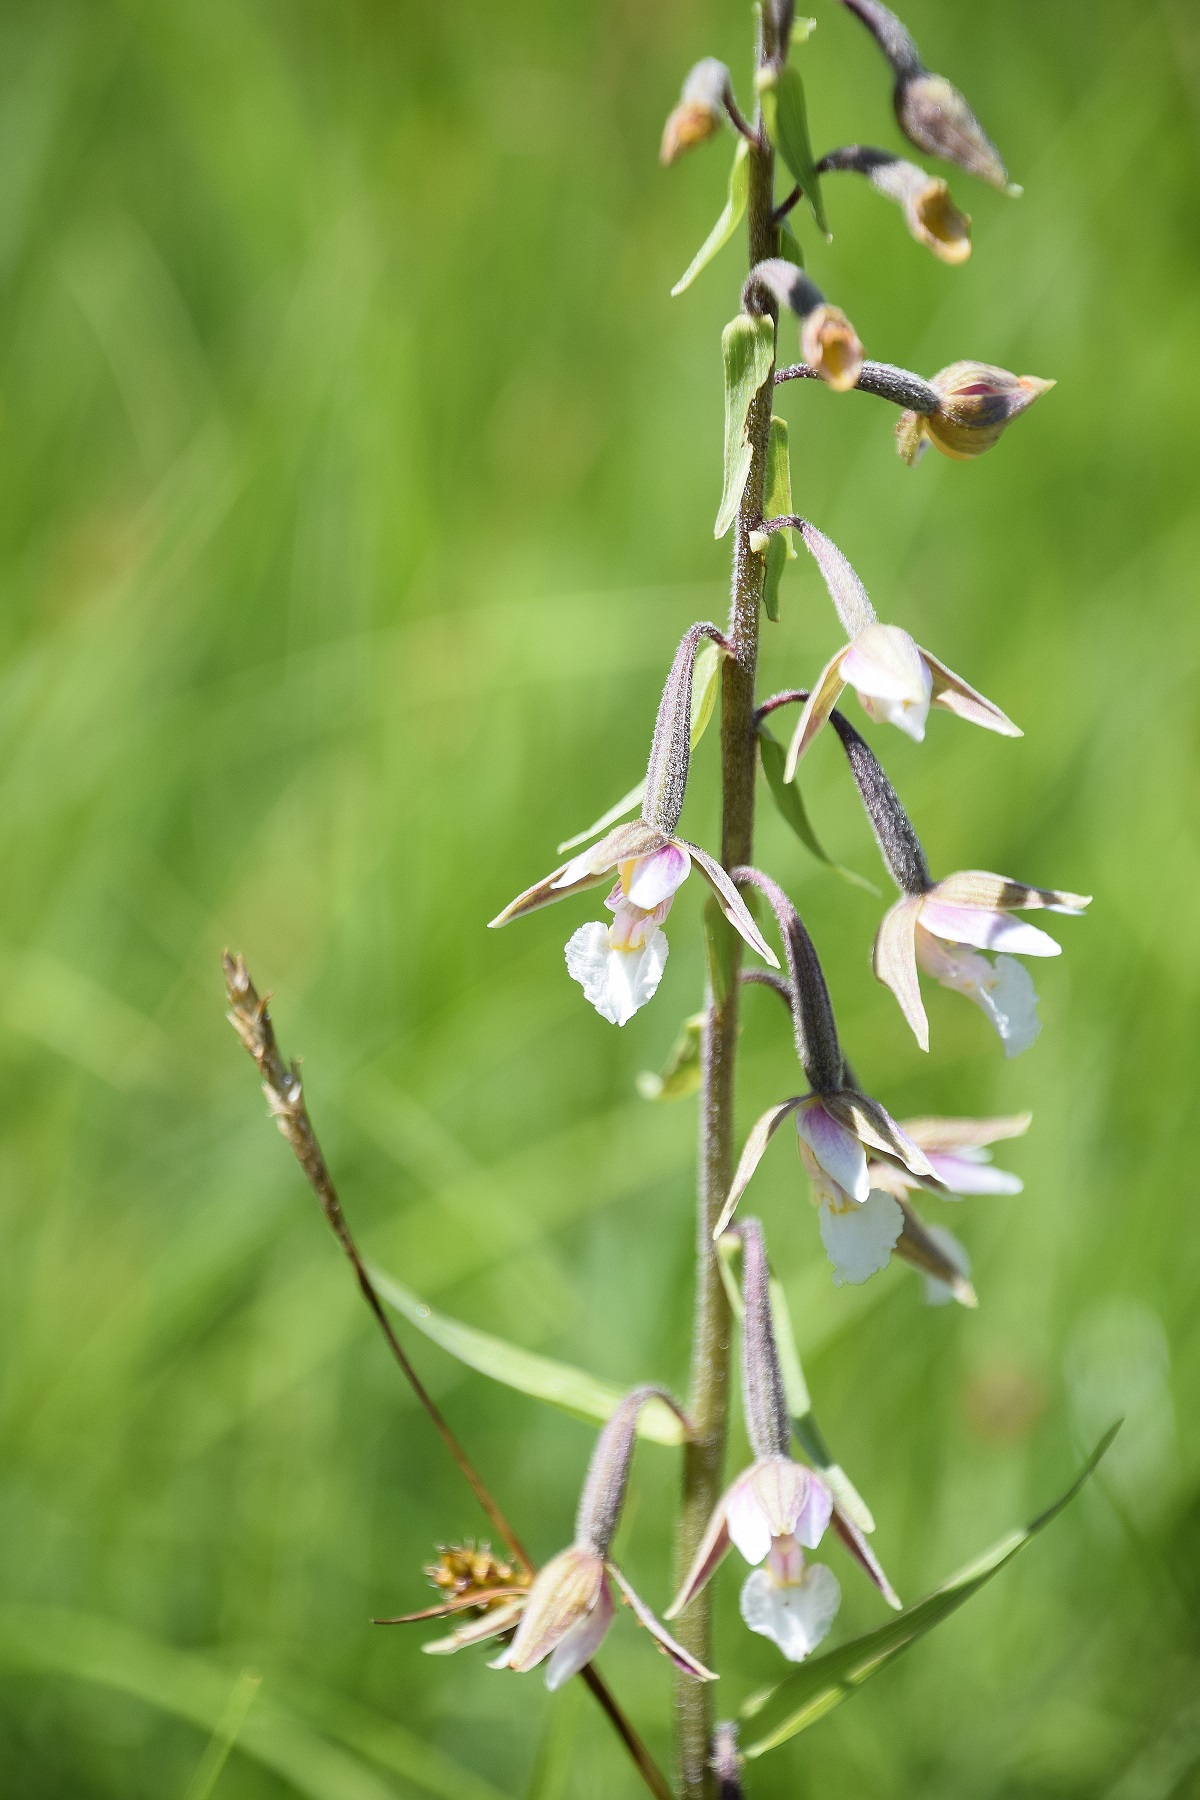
[674,35,779,1800]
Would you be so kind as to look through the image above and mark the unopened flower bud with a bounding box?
[896,72,1012,193]
[660,58,730,166]
[747,260,864,393]
[897,361,1055,466]
[838,1,1015,192]
[736,1219,792,1462]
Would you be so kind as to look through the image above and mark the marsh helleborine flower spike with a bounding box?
[830,710,1090,1054]
[660,58,732,165]
[896,362,1055,467]
[714,869,945,1288]
[780,520,1019,778]
[818,146,971,264]
[490,1386,714,1689]
[668,1219,841,1662]
[747,260,864,393]
[489,623,779,1025]
[837,0,1016,193]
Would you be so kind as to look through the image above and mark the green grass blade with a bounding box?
[0,1604,474,1800]
[184,1669,262,1800]
[740,1426,1120,1757]
[367,1265,684,1445]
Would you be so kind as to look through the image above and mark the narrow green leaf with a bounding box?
[703,898,737,1008]
[637,1011,706,1102]
[716,311,775,538]
[185,1670,262,1800]
[759,65,828,237]
[555,637,722,854]
[368,1264,684,1446]
[740,1426,1120,1757]
[762,417,796,622]
[671,137,751,297]
[758,729,879,894]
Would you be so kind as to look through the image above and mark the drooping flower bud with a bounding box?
[495,1386,714,1688]
[730,866,844,1094]
[660,58,732,166]
[643,622,727,838]
[837,0,1014,192]
[828,709,931,896]
[737,1218,792,1462]
[747,260,864,392]
[818,146,971,263]
[897,361,1055,466]
[896,72,1011,193]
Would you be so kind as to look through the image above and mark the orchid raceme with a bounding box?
[896,361,1054,466]
[489,623,778,1024]
[713,870,944,1291]
[775,519,1018,775]
[489,1386,714,1689]
[668,1221,842,1662]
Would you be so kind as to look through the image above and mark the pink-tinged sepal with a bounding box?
[543,1578,615,1690]
[684,843,780,967]
[489,819,665,927]
[608,1564,716,1680]
[502,1546,608,1675]
[421,1597,528,1657]
[873,894,929,1050]
[923,649,1020,736]
[666,1503,732,1620]
[830,1504,901,1610]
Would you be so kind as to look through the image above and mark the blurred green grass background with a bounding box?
[0,0,1198,1793]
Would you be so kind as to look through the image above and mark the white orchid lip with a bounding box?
[919,899,1062,957]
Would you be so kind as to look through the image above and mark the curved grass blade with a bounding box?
[368,1265,684,1446]
[759,729,879,893]
[739,1425,1120,1757]
[671,137,751,297]
[185,1670,262,1800]
[0,1603,509,1800]
[556,638,721,853]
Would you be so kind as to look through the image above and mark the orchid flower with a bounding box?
[490,624,778,1024]
[778,520,1018,776]
[828,709,1089,1054]
[464,1388,714,1689]
[713,868,945,1292]
[896,361,1054,467]
[668,1220,841,1661]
